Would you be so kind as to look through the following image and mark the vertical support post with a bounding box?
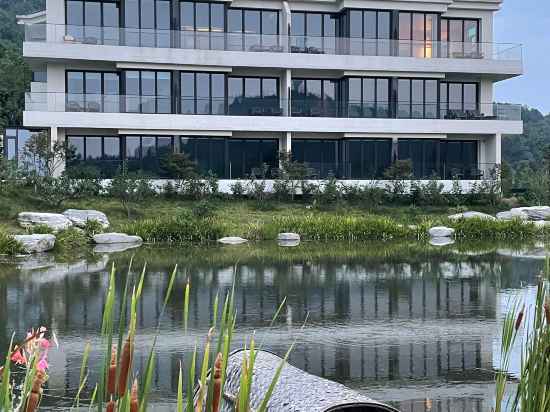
[281,68,292,116]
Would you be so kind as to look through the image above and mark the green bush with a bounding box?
[28,223,54,235]
[267,214,426,241]
[120,210,225,243]
[449,218,539,240]
[55,227,90,251]
[0,228,24,256]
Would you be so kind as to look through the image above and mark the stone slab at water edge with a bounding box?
[93,233,143,244]
[448,211,496,221]
[14,234,56,254]
[428,226,455,238]
[277,233,301,241]
[218,237,248,245]
[17,212,73,232]
[63,209,110,229]
[497,206,550,221]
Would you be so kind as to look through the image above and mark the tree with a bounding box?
[108,163,154,219]
[0,44,31,130]
[22,130,71,177]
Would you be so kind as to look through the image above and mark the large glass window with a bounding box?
[399,12,439,57]
[180,2,226,49]
[440,82,479,119]
[397,79,438,119]
[343,139,392,178]
[226,8,280,51]
[346,77,389,118]
[291,11,338,54]
[123,70,172,114]
[347,9,391,56]
[122,135,174,177]
[228,77,280,116]
[180,137,225,177]
[441,18,480,58]
[123,0,171,47]
[66,0,121,43]
[66,135,121,177]
[292,139,340,178]
[66,70,120,112]
[291,79,339,117]
[180,72,226,115]
[398,139,439,178]
[228,139,279,178]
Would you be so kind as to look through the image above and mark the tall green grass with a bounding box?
[267,215,430,241]
[120,211,225,243]
[0,228,23,256]
[450,218,541,240]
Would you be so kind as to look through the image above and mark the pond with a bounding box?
[0,240,545,411]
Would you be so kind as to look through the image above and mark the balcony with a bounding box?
[24,24,523,62]
[25,92,522,121]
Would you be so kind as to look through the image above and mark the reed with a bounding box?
[493,280,550,411]
[0,228,23,256]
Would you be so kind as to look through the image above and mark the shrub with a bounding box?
[120,210,225,243]
[55,227,90,251]
[192,200,216,218]
[230,181,246,197]
[28,224,54,235]
[384,160,412,201]
[108,164,154,218]
[449,218,538,240]
[83,219,104,238]
[0,228,24,255]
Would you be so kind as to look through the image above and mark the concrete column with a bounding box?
[46,0,65,43]
[281,68,292,116]
[47,63,66,112]
[51,127,66,177]
[281,1,291,37]
[280,132,292,153]
[479,80,493,116]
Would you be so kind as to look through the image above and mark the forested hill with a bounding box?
[0,0,548,173]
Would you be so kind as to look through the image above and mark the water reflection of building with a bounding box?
[0,255,543,411]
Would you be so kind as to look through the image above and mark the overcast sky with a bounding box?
[494,0,550,114]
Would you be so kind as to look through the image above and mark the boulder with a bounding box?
[18,212,73,232]
[428,226,455,238]
[63,209,110,229]
[13,234,56,254]
[510,206,550,221]
[277,233,301,241]
[496,211,525,221]
[93,233,143,244]
[429,237,455,247]
[448,211,496,221]
[218,236,248,245]
[533,220,550,228]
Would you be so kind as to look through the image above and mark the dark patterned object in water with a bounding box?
[207,350,401,412]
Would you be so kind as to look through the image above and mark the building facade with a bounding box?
[17,0,523,189]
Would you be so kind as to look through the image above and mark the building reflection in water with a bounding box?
[0,249,542,411]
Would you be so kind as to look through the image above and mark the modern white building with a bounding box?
[15,0,523,187]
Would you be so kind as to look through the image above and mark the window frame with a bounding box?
[122,69,173,114]
[397,11,440,58]
[291,78,340,117]
[439,81,480,118]
[344,76,391,118]
[179,71,227,115]
[65,70,121,112]
[396,78,440,119]
[65,0,121,42]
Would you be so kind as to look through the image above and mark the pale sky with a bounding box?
[494,0,550,114]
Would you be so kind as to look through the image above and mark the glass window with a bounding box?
[125,136,141,160]
[86,137,102,160]
[244,10,260,34]
[398,79,410,118]
[103,2,119,27]
[425,80,437,118]
[125,71,140,95]
[156,0,171,30]
[141,71,156,113]
[68,136,85,160]
[228,77,242,104]
[211,73,225,114]
[85,1,101,27]
[140,0,155,30]
[307,13,322,37]
[262,11,278,35]
[411,79,424,118]
[181,72,195,114]
[449,83,462,111]
[324,14,335,37]
[85,72,102,94]
[378,12,390,39]
[228,9,242,32]
[464,83,477,111]
[263,78,277,98]
[376,78,389,117]
[464,20,478,43]
[196,73,210,114]
[104,137,120,159]
[364,11,376,39]
[196,2,210,31]
[245,78,260,99]
[104,73,119,94]
[67,71,84,94]
[350,10,362,37]
[181,1,195,30]
[291,12,305,36]
[67,0,84,26]
[211,3,225,32]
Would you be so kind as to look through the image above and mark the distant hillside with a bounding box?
[0,0,45,47]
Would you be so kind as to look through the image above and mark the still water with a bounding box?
[0,241,545,411]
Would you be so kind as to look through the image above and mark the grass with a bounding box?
[0,227,24,256]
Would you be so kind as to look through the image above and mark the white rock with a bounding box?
[277,233,301,241]
[63,209,110,229]
[278,239,301,247]
[496,211,525,221]
[429,237,455,247]
[448,211,496,221]
[217,236,248,245]
[510,206,550,221]
[428,226,455,238]
[532,220,550,228]
[93,233,143,244]
[13,234,56,254]
[18,212,73,232]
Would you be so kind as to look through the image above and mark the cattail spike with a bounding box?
[107,346,117,396]
[515,308,524,331]
[130,378,139,412]
[117,335,134,397]
[213,353,223,412]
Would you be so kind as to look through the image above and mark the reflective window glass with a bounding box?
[244,10,260,34]
[67,0,84,25]
[307,14,322,37]
[85,2,101,27]
[210,3,224,32]
[291,13,305,36]
[125,136,141,159]
[350,10,362,37]
[262,79,277,98]
[67,71,84,94]
[104,137,120,159]
[180,1,195,30]
[103,2,119,27]
[141,0,155,29]
[68,136,85,160]
[86,137,102,160]
[228,9,242,32]
[196,2,210,31]
[262,11,278,35]
[245,78,260,98]
[125,0,139,28]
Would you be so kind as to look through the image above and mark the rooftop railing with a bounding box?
[25,92,523,121]
[24,23,523,62]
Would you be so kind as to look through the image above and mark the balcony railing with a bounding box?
[25,93,523,121]
[24,23,523,62]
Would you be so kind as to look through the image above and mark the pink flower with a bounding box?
[11,350,27,365]
[37,355,49,372]
[40,339,50,350]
